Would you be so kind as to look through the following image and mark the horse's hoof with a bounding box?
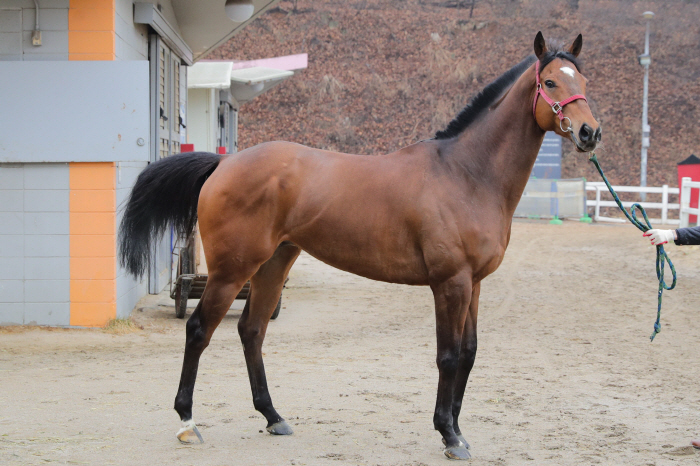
[176,420,204,444]
[266,420,293,435]
[442,435,470,449]
[444,445,471,460]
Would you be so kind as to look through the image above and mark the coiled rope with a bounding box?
[588,153,676,341]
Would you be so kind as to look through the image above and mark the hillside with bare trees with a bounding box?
[211,0,700,188]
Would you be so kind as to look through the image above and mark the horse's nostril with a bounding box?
[579,124,592,142]
[595,127,602,142]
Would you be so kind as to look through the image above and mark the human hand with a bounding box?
[643,229,675,246]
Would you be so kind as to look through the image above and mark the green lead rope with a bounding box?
[588,153,677,341]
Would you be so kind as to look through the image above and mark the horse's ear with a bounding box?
[567,34,583,57]
[534,31,547,60]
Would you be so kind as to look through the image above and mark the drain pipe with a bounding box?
[32,0,42,46]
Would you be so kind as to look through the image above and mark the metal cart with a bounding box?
[170,233,284,320]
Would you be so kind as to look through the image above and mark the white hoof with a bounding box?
[176,419,204,444]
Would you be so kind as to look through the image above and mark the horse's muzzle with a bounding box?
[574,124,601,152]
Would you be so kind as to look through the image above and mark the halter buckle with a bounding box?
[551,102,562,115]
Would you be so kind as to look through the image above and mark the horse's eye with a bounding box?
[545,80,556,88]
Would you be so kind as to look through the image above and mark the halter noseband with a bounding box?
[533,60,587,133]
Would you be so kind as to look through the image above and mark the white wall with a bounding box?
[0,163,71,326]
[0,1,69,61]
[0,0,171,62]
[0,61,151,163]
[116,0,149,61]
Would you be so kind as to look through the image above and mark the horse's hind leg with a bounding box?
[449,282,480,450]
[173,272,249,443]
[238,242,301,435]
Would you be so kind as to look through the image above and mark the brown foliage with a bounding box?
[211,0,700,187]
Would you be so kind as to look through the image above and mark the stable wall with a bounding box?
[0,164,71,325]
[0,162,149,326]
[0,0,175,326]
[0,0,169,61]
[0,0,69,61]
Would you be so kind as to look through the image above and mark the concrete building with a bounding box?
[0,0,288,327]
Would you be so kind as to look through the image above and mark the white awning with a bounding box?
[187,62,233,89]
[229,67,294,84]
[188,63,297,103]
[229,67,294,103]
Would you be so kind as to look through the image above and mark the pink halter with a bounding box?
[532,60,587,132]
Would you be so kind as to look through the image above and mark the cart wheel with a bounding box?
[270,295,282,320]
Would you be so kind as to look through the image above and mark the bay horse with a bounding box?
[119,32,600,460]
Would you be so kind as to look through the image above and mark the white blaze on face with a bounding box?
[560,66,576,78]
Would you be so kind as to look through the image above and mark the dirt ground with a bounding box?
[1,220,699,466]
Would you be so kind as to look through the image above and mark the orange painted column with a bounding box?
[68,1,118,326]
[68,0,115,61]
[69,164,117,327]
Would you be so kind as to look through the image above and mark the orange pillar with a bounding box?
[68,0,115,61]
[68,1,118,326]
[69,164,117,327]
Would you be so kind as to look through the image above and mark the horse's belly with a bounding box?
[289,233,430,286]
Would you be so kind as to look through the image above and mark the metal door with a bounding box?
[148,34,188,293]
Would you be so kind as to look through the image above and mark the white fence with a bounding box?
[679,176,700,228]
[586,182,680,225]
[516,177,700,226]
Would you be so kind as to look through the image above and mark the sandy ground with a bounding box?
[1,220,699,466]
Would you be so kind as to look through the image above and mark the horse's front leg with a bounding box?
[431,271,473,460]
[450,281,479,450]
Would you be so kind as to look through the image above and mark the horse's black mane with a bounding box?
[434,44,582,140]
[434,55,536,140]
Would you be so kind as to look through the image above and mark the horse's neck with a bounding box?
[452,66,545,215]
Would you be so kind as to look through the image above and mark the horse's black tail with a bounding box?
[118,152,221,278]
